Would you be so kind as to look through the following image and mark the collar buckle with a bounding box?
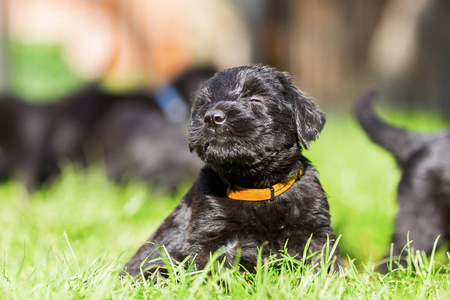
[269,186,275,201]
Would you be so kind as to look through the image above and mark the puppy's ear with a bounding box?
[279,74,326,149]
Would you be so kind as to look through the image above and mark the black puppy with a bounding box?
[355,90,450,273]
[123,64,340,279]
[0,65,215,191]
[0,95,50,190]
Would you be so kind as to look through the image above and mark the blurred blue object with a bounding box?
[154,84,189,124]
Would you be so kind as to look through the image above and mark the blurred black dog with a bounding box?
[123,64,340,279]
[356,90,450,273]
[0,65,215,191]
[0,95,49,190]
[93,66,216,188]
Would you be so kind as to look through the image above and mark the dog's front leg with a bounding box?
[121,240,166,279]
[307,234,341,273]
[122,197,192,280]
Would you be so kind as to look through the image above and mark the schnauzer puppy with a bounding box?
[123,64,340,278]
[356,90,450,273]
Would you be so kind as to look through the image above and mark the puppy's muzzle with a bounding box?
[204,108,226,129]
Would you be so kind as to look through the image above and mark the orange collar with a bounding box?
[226,167,304,201]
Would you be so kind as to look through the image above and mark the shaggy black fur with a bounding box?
[355,90,450,273]
[123,64,340,279]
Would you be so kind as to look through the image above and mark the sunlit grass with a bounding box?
[4,42,450,298]
[1,110,450,298]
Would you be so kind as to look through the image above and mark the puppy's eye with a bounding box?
[250,98,262,103]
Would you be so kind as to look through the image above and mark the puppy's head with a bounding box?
[188,65,325,181]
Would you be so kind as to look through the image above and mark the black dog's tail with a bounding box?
[355,90,428,166]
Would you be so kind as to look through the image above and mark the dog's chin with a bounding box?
[191,136,257,169]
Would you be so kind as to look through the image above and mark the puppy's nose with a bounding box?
[204,109,226,128]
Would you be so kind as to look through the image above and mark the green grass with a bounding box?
[7,40,85,102]
[3,42,450,298]
[1,108,450,298]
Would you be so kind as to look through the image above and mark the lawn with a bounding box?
[2,42,450,298]
[1,105,450,299]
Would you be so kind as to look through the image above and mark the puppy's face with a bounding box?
[188,65,325,182]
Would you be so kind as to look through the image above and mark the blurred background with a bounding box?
[1,0,450,265]
[1,0,450,110]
